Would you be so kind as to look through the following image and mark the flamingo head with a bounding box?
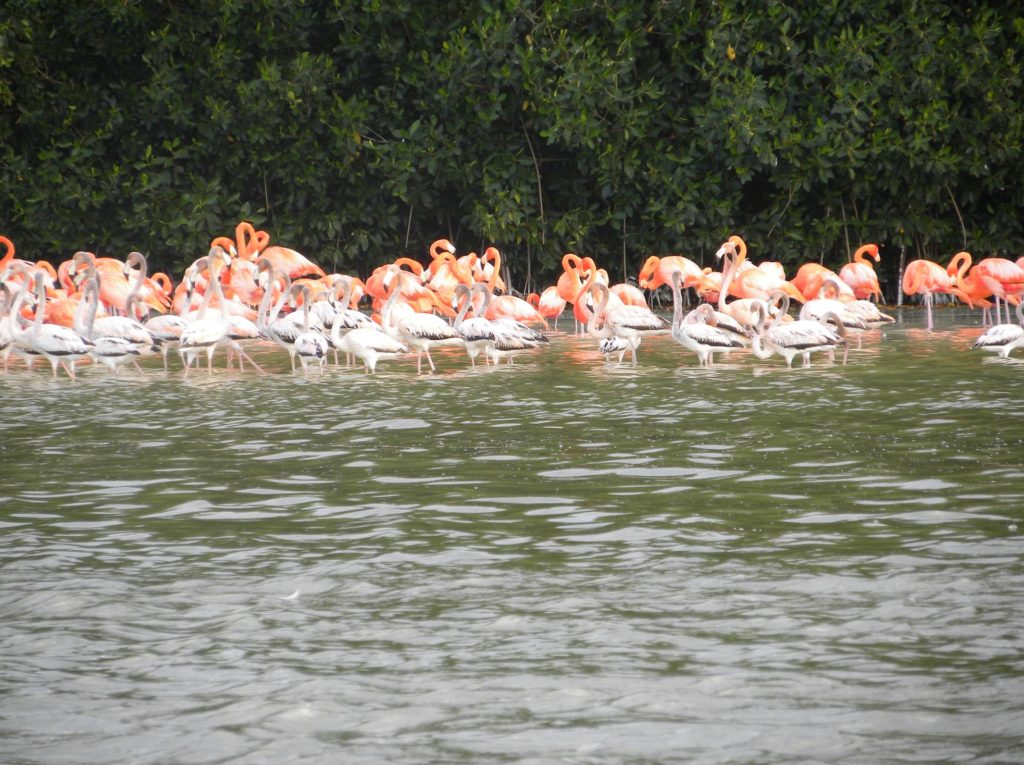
[638,256,660,289]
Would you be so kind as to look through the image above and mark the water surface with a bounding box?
[2,308,1023,764]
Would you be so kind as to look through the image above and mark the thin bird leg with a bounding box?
[132,359,144,373]
[425,348,436,371]
[232,343,266,375]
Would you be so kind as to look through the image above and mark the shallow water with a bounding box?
[2,308,1023,764]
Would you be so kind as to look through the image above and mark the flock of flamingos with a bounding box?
[1,222,1023,379]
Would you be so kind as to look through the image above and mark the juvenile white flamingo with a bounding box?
[585,281,669,365]
[380,266,464,374]
[669,271,746,366]
[972,302,1024,358]
[750,293,847,368]
[289,284,329,377]
[14,271,94,378]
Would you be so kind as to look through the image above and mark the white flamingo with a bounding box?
[972,302,1024,358]
[331,322,408,374]
[669,272,746,366]
[751,293,847,367]
[14,271,93,378]
[289,284,329,377]
[380,266,464,374]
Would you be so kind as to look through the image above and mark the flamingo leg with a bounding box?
[424,348,436,371]
[925,293,934,331]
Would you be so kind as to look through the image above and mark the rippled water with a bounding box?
[2,308,1023,764]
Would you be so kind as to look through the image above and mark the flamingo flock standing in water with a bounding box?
[1,226,1022,380]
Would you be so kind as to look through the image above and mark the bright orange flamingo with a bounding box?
[791,261,849,302]
[947,251,1024,325]
[902,255,967,330]
[365,257,425,304]
[425,252,474,306]
[839,244,883,301]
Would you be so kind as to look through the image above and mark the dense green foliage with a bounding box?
[2,1,1022,294]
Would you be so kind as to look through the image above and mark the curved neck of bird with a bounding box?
[948,251,972,287]
[573,268,600,327]
[380,270,406,331]
[484,247,502,293]
[669,271,685,331]
[0,235,14,268]
[717,250,737,313]
[76,279,100,339]
[730,236,748,267]
[429,239,453,261]
[638,256,659,288]
[335,275,353,310]
[748,305,772,360]
[7,278,31,338]
[123,252,146,316]
[452,284,472,328]
[295,286,312,333]
[71,251,98,289]
[30,274,47,337]
[236,221,260,261]
[562,253,582,275]
[819,278,841,300]
[853,244,877,266]
[266,270,291,325]
[586,283,611,336]
[823,310,847,339]
[770,292,789,328]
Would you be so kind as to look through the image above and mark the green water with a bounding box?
[2,309,1023,763]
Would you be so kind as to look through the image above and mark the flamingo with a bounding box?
[458,282,549,366]
[13,271,94,378]
[453,283,498,367]
[527,287,567,329]
[331,322,408,374]
[585,281,669,365]
[380,266,464,374]
[971,301,1024,358]
[76,279,143,375]
[257,261,302,371]
[839,244,883,301]
[320,275,373,365]
[948,252,1024,325]
[289,284,329,377]
[750,293,847,367]
[717,236,806,304]
[638,254,707,292]
[179,247,262,374]
[902,256,965,330]
[669,271,745,366]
